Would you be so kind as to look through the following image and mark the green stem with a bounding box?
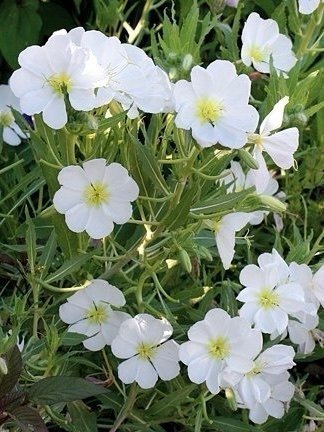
[110,383,138,432]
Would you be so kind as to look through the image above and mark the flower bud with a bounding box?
[238,149,259,169]
[178,248,192,273]
[0,357,8,375]
[225,387,237,411]
[259,195,287,213]
[182,54,193,71]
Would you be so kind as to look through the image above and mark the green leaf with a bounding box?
[28,376,108,405]
[6,406,48,432]
[128,134,169,195]
[67,401,98,432]
[294,396,324,419]
[149,384,196,416]
[0,346,22,398]
[26,215,37,275]
[61,332,87,347]
[0,0,42,68]
[164,184,197,229]
[38,230,57,281]
[190,188,255,216]
[97,112,126,132]
[44,252,95,283]
[209,417,257,431]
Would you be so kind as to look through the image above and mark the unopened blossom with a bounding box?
[248,372,295,424]
[206,212,253,270]
[53,159,139,239]
[179,308,262,394]
[237,249,305,335]
[10,33,105,129]
[111,314,180,389]
[241,13,297,75]
[0,85,26,146]
[298,0,322,14]
[289,262,324,308]
[59,279,131,351]
[173,60,259,149]
[249,97,299,175]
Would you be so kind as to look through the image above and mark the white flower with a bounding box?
[59,279,131,351]
[236,345,295,410]
[289,262,324,308]
[59,28,174,118]
[173,60,259,149]
[0,84,26,146]
[241,13,297,75]
[237,249,305,335]
[179,308,262,394]
[248,372,295,424]
[53,159,139,239]
[288,312,319,354]
[249,97,299,171]
[116,44,174,118]
[206,212,253,270]
[298,0,322,14]
[222,159,279,224]
[111,314,180,389]
[10,33,105,129]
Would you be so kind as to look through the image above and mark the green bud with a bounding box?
[169,67,178,81]
[0,357,8,375]
[238,149,259,170]
[225,387,237,411]
[67,112,98,135]
[178,248,192,273]
[182,54,193,71]
[259,195,287,213]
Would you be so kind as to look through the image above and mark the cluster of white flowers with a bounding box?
[203,96,298,270]
[237,249,324,354]
[9,27,173,129]
[59,248,323,423]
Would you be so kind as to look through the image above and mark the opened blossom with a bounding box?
[179,308,262,394]
[241,13,297,75]
[53,159,139,239]
[111,314,180,389]
[289,262,324,308]
[237,249,305,335]
[248,97,299,177]
[0,84,26,146]
[173,60,259,149]
[59,279,130,351]
[10,33,105,129]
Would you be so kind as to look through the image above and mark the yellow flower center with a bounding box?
[84,182,109,207]
[258,288,279,309]
[248,133,263,147]
[0,111,14,127]
[48,72,72,95]
[86,304,108,324]
[246,360,263,377]
[208,336,230,359]
[137,343,155,359]
[196,99,223,124]
[249,45,266,63]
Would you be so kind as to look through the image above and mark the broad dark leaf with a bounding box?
[28,376,108,405]
[0,346,22,398]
